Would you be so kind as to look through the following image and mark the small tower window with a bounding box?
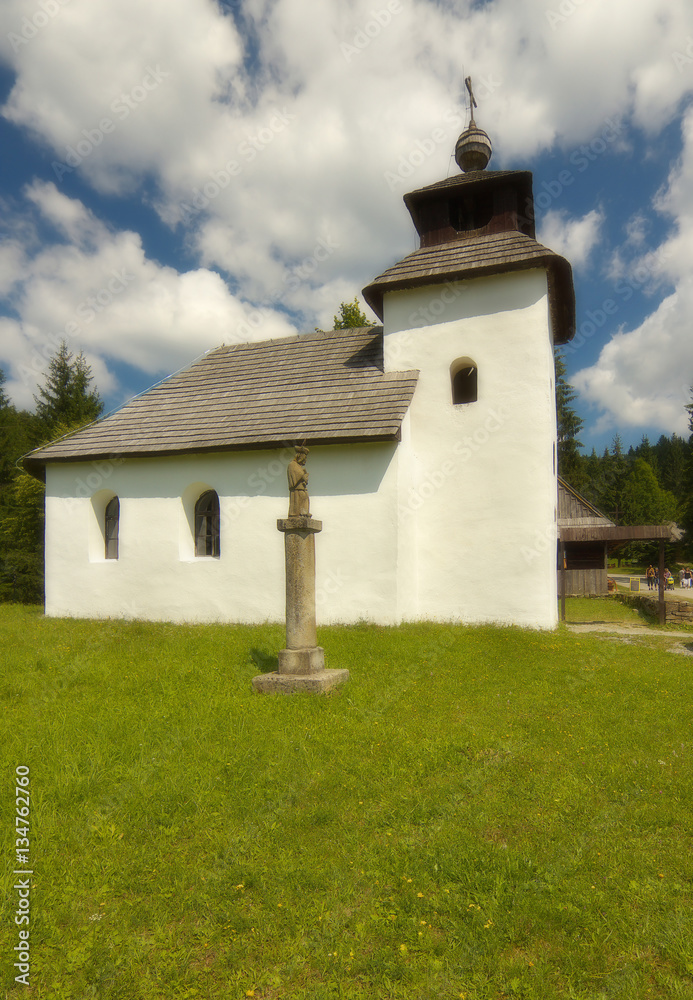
[451,361,478,405]
[105,497,119,560]
[449,192,493,233]
[195,490,220,558]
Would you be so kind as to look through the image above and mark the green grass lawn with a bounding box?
[562,597,650,624]
[2,604,693,999]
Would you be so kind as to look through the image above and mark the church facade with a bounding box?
[26,118,575,628]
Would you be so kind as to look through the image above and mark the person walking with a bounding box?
[646,564,655,591]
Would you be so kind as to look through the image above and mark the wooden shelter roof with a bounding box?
[558,477,679,544]
[24,327,418,472]
[362,231,575,344]
[558,477,614,529]
[559,524,676,543]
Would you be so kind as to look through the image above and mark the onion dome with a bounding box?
[455,124,493,172]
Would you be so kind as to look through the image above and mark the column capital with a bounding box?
[277,516,323,533]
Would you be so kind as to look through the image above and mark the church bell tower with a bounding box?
[362,81,576,627]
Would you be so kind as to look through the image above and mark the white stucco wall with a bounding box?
[383,268,558,628]
[44,442,400,624]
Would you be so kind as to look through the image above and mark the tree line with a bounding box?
[556,349,693,562]
[0,342,103,602]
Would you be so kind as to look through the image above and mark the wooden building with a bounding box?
[557,477,614,596]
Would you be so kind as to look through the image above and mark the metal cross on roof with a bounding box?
[465,76,477,126]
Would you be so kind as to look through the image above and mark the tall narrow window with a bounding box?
[452,362,478,404]
[105,497,119,560]
[195,490,220,558]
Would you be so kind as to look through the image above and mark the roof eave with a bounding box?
[363,253,576,344]
[25,430,403,470]
[559,524,677,543]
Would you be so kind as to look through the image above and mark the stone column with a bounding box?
[251,513,349,694]
[277,515,325,675]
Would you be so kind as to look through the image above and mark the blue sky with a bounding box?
[1,0,692,456]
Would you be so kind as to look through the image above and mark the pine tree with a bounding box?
[34,341,104,435]
[655,433,687,500]
[0,471,44,603]
[554,349,584,485]
[602,435,630,523]
[0,367,9,410]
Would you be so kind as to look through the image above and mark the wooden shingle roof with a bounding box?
[25,327,419,471]
[363,231,575,344]
[558,477,680,544]
[558,477,614,529]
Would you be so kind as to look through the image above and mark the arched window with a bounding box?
[105,497,119,560]
[451,361,478,404]
[195,490,220,558]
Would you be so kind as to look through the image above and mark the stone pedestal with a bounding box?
[252,515,349,694]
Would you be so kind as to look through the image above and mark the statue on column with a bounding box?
[287,444,310,516]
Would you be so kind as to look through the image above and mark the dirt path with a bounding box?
[564,621,693,656]
[566,623,693,637]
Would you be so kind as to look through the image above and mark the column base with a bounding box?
[278,646,325,675]
[252,668,349,694]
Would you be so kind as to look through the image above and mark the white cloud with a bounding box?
[572,289,693,435]
[3,0,691,295]
[0,185,297,408]
[1,0,244,195]
[538,208,603,270]
[572,102,693,436]
[1,0,693,428]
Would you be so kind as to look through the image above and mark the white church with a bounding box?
[25,113,575,629]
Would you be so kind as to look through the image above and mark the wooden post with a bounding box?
[658,539,666,626]
[560,539,566,623]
